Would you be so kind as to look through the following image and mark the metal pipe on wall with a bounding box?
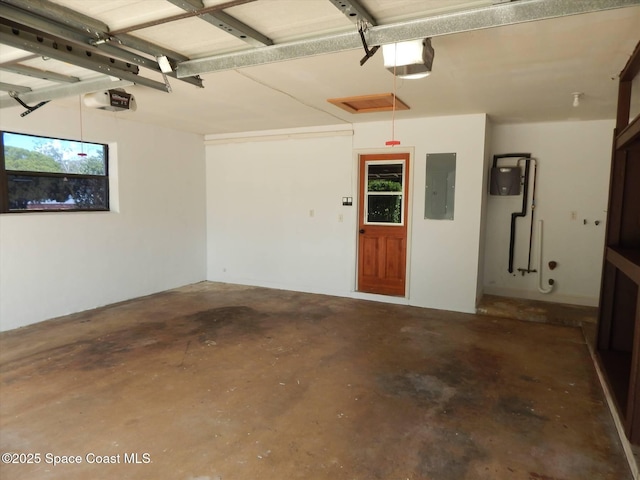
[537,219,554,294]
[491,153,532,274]
[512,156,532,274]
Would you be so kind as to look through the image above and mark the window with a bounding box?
[0,131,109,213]
[365,161,404,224]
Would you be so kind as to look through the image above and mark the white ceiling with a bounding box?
[1,0,639,135]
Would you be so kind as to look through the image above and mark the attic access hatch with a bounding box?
[327,93,409,114]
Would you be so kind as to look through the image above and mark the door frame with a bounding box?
[353,147,414,299]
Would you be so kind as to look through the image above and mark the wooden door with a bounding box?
[357,153,409,296]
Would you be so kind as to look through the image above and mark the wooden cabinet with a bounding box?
[597,40,640,445]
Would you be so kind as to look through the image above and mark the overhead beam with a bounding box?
[0,2,154,69]
[0,0,190,64]
[0,77,133,109]
[198,10,273,47]
[327,0,377,26]
[0,64,80,83]
[0,82,32,93]
[0,22,139,74]
[165,0,272,47]
[1,0,109,39]
[178,0,640,77]
[0,1,203,88]
[0,23,170,92]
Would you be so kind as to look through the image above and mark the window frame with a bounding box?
[364,159,406,226]
[0,130,109,214]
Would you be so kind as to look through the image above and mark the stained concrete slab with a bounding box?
[0,282,631,480]
[476,294,598,328]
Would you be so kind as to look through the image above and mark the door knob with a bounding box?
[359,229,365,234]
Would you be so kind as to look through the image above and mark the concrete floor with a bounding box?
[476,294,598,329]
[0,282,631,480]
[476,294,601,351]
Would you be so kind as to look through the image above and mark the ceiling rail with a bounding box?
[0,0,190,63]
[0,0,203,87]
[177,0,640,77]
[0,22,170,92]
[163,0,272,47]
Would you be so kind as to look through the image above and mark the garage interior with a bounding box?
[1,1,640,479]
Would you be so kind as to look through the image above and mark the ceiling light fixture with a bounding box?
[157,55,173,73]
[572,92,583,107]
[156,56,174,93]
[382,38,434,80]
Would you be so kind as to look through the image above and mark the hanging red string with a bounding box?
[78,95,87,157]
[386,45,400,147]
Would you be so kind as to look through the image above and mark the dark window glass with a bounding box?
[1,131,109,213]
[367,195,402,223]
[365,161,404,224]
[7,174,108,211]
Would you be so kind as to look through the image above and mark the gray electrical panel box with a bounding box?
[425,152,456,220]
[490,166,521,195]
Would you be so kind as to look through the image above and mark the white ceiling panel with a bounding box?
[48,0,187,30]
[225,0,353,42]
[0,44,34,64]
[133,17,250,58]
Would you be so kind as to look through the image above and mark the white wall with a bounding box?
[484,120,614,306]
[0,105,613,331]
[0,104,207,331]
[206,128,356,296]
[353,115,489,313]
[2,107,609,332]
[206,114,489,314]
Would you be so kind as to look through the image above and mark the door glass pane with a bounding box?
[366,161,404,224]
[368,194,402,223]
[368,163,403,192]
